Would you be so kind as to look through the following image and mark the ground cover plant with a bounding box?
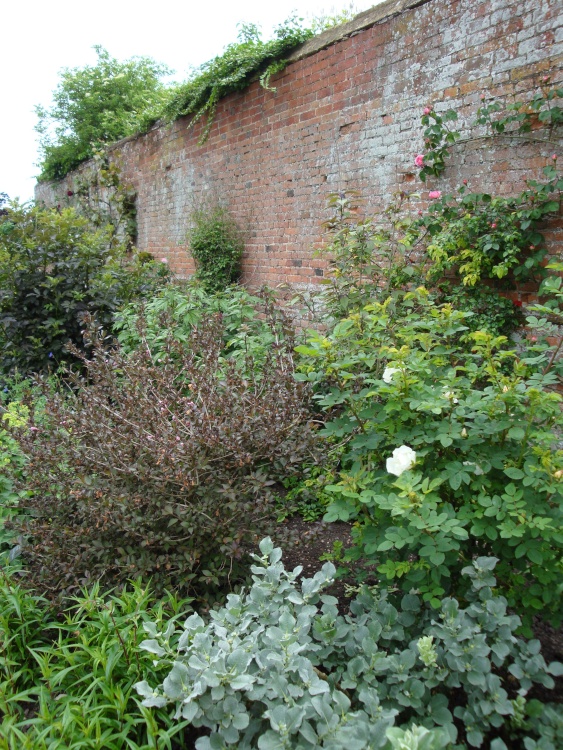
[0,569,194,749]
[135,538,563,749]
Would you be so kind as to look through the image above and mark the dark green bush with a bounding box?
[0,202,169,375]
[437,283,524,338]
[188,204,245,293]
[10,312,320,601]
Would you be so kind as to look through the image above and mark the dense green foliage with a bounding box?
[115,283,278,366]
[2,68,560,750]
[136,539,562,749]
[0,201,168,375]
[36,46,171,181]
[0,571,194,749]
[296,289,563,625]
[187,204,246,292]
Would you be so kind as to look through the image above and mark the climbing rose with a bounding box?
[382,366,401,383]
[415,154,425,167]
[423,107,432,115]
[428,190,442,199]
[386,445,416,476]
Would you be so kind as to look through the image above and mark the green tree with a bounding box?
[36,46,171,181]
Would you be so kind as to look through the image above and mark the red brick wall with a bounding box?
[36,0,563,293]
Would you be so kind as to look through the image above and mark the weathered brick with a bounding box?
[36,0,562,291]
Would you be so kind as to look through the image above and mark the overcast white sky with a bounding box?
[1,0,381,202]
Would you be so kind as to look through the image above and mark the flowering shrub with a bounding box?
[136,538,562,749]
[296,289,563,625]
[9,312,320,600]
[414,83,562,288]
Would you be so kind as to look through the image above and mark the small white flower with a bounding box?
[461,428,468,438]
[463,461,484,475]
[386,445,416,476]
[443,391,459,404]
[382,366,401,384]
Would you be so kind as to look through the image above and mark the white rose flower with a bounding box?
[382,366,401,384]
[463,461,484,475]
[386,445,416,476]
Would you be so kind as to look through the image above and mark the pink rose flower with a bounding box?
[160,258,169,264]
[491,222,497,229]
[552,154,558,160]
[428,191,442,200]
[423,107,432,115]
[414,154,425,167]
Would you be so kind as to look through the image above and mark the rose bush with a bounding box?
[296,288,563,625]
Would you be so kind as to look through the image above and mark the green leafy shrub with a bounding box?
[316,191,422,319]
[115,282,276,367]
[421,189,553,287]
[36,46,171,182]
[436,284,524,338]
[0,202,169,375]
[0,401,28,563]
[295,289,563,625]
[187,204,245,293]
[9,312,320,601]
[136,538,562,749]
[0,569,193,749]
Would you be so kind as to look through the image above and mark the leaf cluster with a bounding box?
[36,46,171,182]
[188,205,245,293]
[0,570,194,749]
[136,539,562,749]
[316,191,424,319]
[418,188,556,286]
[115,282,279,370]
[160,19,314,143]
[418,81,563,182]
[0,201,169,375]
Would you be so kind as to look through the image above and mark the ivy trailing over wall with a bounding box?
[161,19,314,143]
[36,10,361,181]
